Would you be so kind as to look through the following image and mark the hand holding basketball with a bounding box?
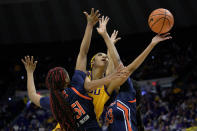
[151,33,172,46]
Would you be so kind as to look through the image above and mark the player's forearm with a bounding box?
[102,33,121,68]
[27,72,36,96]
[106,51,115,75]
[75,24,94,71]
[27,72,42,107]
[79,23,93,56]
[85,75,113,91]
[107,42,156,94]
[127,42,155,73]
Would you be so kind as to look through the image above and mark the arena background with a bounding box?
[0,0,197,130]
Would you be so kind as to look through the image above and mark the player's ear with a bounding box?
[91,59,95,68]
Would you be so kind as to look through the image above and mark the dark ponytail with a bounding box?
[46,67,78,131]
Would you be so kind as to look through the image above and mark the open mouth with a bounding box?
[101,58,107,62]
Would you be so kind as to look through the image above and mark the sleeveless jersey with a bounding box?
[41,70,101,131]
[87,71,110,123]
[102,78,137,131]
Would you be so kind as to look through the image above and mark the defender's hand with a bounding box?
[110,30,121,45]
[21,56,38,73]
[83,8,100,26]
[97,16,110,36]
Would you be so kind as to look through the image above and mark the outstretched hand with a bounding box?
[83,8,100,26]
[110,30,121,45]
[151,33,172,46]
[96,16,110,36]
[21,56,38,73]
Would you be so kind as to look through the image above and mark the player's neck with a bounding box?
[92,67,105,80]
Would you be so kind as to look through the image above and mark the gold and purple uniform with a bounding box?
[87,71,110,123]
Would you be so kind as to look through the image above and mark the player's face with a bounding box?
[93,53,109,68]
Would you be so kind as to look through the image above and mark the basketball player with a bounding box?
[96,16,172,131]
[86,30,121,124]
[51,8,125,130]
[22,9,129,131]
[20,8,105,130]
[22,55,127,131]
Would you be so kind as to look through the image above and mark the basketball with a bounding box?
[148,8,174,34]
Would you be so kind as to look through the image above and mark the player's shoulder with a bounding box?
[74,70,87,78]
[40,96,50,110]
[71,70,87,87]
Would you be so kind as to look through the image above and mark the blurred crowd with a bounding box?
[1,102,56,131]
[0,98,25,129]
[142,82,197,131]
[133,41,195,80]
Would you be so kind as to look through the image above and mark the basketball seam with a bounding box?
[165,18,171,28]
[150,14,172,19]
[158,9,166,34]
[150,17,165,29]
[156,9,165,13]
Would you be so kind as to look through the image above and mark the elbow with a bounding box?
[84,82,91,92]
[84,83,97,92]
[28,92,36,101]
[85,86,95,92]
[28,94,33,101]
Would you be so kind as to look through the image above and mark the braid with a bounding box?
[132,79,145,131]
[46,67,78,131]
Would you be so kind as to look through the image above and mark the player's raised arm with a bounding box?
[107,33,172,93]
[21,56,42,107]
[106,30,121,75]
[97,16,121,69]
[126,33,172,73]
[75,8,100,72]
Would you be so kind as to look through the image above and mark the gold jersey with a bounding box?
[52,123,60,131]
[87,71,110,123]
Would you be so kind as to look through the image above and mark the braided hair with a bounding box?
[132,79,145,131]
[46,67,78,131]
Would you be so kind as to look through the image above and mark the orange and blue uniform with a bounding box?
[40,70,101,131]
[102,78,137,131]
